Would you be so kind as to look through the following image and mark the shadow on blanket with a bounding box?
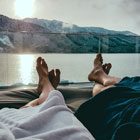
[0,85,92,112]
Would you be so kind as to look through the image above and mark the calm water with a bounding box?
[0,53,140,86]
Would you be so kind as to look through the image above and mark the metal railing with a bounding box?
[0,31,140,53]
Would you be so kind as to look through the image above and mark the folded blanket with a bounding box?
[0,90,94,140]
[0,123,41,140]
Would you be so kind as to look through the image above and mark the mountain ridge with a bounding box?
[23,17,136,35]
[0,15,50,32]
[0,14,137,36]
[0,15,139,53]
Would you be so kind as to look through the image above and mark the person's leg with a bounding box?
[20,57,60,109]
[92,63,114,96]
[92,83,114,96]
[88,54,122,86]
[36,57,60,105]
[75,54,126,139]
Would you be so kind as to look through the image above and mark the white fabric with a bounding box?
[0,90,95,140]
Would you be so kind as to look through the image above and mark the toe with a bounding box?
[42,59,48,70]
[106,63,112,74]
[95,53,102,64]
[49,70,54,82]
[51,69,55,77]
[36,57,42,73]
[107,63,112,69]
[55,69,60,85]
[97,53,101,58]
[49,69,54,77]
[49,69,54,79]
[100,56,103,64]
[49,69,54,75]
[96,53,102,59]
[56,69,60,79]
[56,69,60,75]
[36,57,42,67]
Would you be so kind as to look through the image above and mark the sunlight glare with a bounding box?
[19,55,34,85]
[14,0,35,18]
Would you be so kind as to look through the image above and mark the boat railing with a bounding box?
[0,31,140,53]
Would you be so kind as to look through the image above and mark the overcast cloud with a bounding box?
[0,0,140,34]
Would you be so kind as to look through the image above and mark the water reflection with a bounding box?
[19,55,35,85]
[0,53,139,85]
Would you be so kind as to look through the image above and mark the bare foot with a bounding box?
[21,57,57,109]
[92,63,113,96]
[88,54,107,84]
[88,54,121,86]
[37,58,60,94]
[93,63,112,88]
[94,61,112,85]
[93,63,112,86]
[36,57,55,94]
[49,69,60,89]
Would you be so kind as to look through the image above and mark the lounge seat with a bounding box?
[0,84,92,112]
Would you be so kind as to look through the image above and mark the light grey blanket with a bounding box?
[0,90,94,140]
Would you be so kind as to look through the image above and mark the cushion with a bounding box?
[0,85,92,112]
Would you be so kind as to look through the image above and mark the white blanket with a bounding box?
[0,90,94,140]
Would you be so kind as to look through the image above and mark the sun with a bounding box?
[14,0,35,18]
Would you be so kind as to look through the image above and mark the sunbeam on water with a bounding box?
[19,55,35,85]
[0,53,139,86]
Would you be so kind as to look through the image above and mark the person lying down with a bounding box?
[1,53,140,140]
[75,54,140,140]
[0,57,94,140]
[21,54,140,140]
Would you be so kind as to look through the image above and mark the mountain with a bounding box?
[0,15,139,53]
[0,15,49,32]
[0,15,49,52]
[23,18,136,35]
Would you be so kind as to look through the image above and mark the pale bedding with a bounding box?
[0,90,94,140]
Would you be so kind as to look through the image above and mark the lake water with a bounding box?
[0,53,140,86]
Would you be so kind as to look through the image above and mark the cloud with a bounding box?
[0,0,140,34]
[118,0,140,34]
[0,0,15,17]
[121,0,140,15]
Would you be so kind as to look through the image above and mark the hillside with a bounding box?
[0,15,49,32]
[23,18,136,35]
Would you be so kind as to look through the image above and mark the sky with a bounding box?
[0,0,140,35]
